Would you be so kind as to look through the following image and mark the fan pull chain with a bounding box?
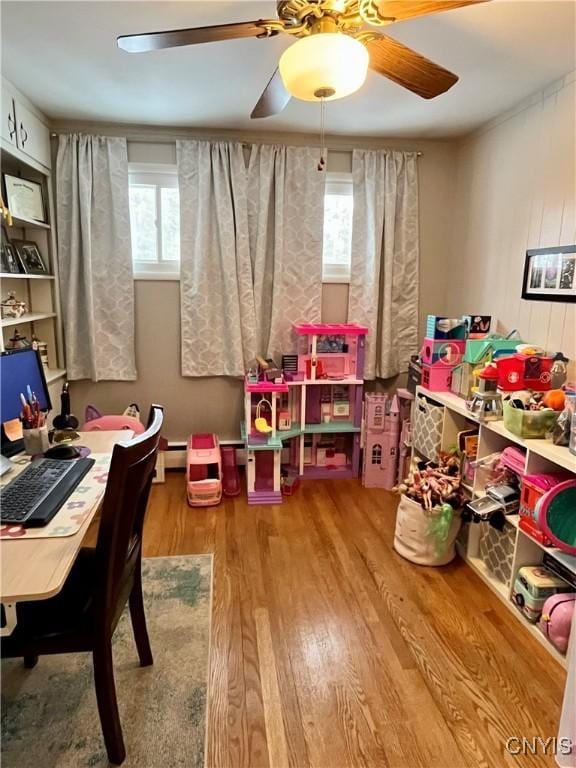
[317,96,326,172]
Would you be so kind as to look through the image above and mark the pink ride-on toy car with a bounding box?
[186,433,222,506]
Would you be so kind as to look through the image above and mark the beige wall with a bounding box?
[445,71,575,359]
[63,126,458,442]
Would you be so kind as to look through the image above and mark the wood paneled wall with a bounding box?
[446,71,575,359]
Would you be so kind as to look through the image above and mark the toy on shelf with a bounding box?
[451,332,521,399]
[503,391,560,439]
[425,315,467,340]
[512,565,572,623]
[186,433,222,507]
[519,473,570,546]
[466,364,503,422]
[463,315,492,339]
[539,593,576,654]
[496,352,553,391]
[241,323,368,504]
[537,480,576,555]
[221,446,240,497]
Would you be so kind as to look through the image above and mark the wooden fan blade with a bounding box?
[366,35,458,99]
[251,68,291,119]
[117,20,275,53]
[374,0,489,23]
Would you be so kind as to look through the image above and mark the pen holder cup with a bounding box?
[23,425,50,456]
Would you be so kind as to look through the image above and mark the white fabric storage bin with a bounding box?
[412,395,444,462]
[394,494,461,566]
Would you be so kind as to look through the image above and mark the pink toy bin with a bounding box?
[539,593,576,654]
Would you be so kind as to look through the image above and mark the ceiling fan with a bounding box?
[117,0,489,118]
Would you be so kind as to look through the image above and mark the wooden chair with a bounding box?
[2,405,164,765]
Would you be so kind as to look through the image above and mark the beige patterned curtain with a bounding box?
[177,140,257,376]
[348,149,419,379]
[178,141,324,375]
[247,145,324,362]
[56,135,136,381]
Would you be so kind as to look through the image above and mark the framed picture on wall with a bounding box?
[522,245,576,303]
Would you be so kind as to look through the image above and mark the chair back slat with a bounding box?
[94,406,163,628]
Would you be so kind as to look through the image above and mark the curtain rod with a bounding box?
[50,131,423,155]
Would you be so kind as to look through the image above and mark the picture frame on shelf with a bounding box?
[522,245,576,303]
[12,239,48,275]
[2,173,46,223]
[1,225,23,274]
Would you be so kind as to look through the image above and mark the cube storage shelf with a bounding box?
[414,385,576,669]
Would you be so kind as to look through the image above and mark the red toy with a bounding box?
[495,354,553,391]
[519,473,570,545]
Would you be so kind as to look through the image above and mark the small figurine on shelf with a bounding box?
[1,291,27,319]
[5,328,31,350]
[467,363,503,422]
[551,352,569,389]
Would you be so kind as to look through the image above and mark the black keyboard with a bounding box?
[0,458,95,527]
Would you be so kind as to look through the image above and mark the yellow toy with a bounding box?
[254,398,273,434]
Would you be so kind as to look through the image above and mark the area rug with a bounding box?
[1,554,212,768]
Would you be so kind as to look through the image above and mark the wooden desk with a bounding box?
[1,431,132,605]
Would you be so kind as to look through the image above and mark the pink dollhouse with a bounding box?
[241,323,368,504]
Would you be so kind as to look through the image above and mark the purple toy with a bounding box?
[539,593,576,654]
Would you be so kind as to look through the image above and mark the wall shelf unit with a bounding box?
[414,385,575,669]
[1,79,66,399]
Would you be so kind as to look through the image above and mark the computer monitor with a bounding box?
[1,349,51,456]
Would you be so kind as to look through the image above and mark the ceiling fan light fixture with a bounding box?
[278,33,369,102]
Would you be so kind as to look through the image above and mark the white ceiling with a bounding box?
[1,0,575,138]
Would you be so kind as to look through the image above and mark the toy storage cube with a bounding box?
[425,315,467,340]
[421,338,465,367]
[479,520,516,586]
[412,395,444,462]
[421,364,453,392]
[463,315,492,339]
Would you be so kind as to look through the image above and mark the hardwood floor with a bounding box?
[143,472,566,768]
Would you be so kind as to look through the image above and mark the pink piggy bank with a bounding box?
[539,593,576,655]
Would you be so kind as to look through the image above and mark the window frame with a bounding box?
[322,171,353,284]
[128,162,180,280]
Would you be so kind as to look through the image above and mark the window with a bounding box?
[322,172,353,283]
[371,444,382,466]
[129,163,180,277]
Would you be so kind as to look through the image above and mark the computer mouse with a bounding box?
[44,444,81,460]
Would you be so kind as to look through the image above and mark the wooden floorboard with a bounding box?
[142,473,566,768]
